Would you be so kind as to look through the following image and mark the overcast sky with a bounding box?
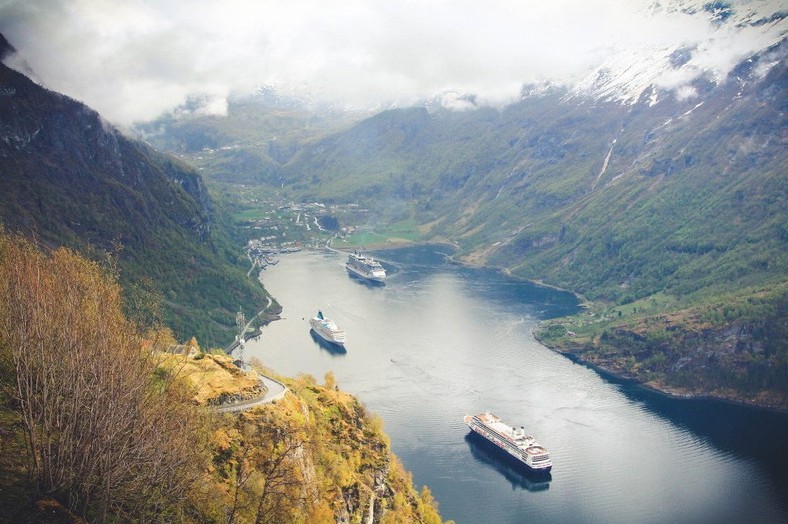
[0,0,785,126]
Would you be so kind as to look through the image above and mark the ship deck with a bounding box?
[469,412,544,453]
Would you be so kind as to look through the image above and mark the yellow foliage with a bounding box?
[305,501,335,523]
[323,371,337,389]
[157,353,262,405]
[418,486,444,524]
[143,326,177,352]
[0,230,209,521]
[0,229,445,523]
[211,427,239,451]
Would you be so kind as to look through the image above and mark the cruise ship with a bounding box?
[345,251,386,283]
[309,310,346,348]
[464,412,552,473]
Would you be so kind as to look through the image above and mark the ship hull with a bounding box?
[345,264,385,284]
[465,429,552,476]
[464,414,552,473]
[310,327,345,348]
[309,316,346,348]
[309,329,347,354]
[345,251,387,284]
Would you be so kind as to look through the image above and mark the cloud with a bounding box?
[675,85,699,101]
[0,0,784,126]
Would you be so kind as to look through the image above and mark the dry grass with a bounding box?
[158,353,262,405]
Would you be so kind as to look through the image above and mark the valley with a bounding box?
[142,55,787,410]
[0,1,786,521]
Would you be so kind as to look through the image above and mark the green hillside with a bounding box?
[0,37,277,347]
[275,61,786,308]
[144,42,787,407]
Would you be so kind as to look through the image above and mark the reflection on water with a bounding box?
[464,433,552,492]
[309,329,347,356]
[618,382,788,489]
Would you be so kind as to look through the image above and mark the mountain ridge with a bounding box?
[566,1,787,107]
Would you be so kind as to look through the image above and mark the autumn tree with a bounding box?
[250,422,306,524]
[224,412,307,524]
[0,232,204,521]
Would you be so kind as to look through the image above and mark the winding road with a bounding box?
[218,264,288,413]
[216,373,287,413]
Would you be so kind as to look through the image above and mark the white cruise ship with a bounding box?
[345,251,386,283]
[309,310,346,347]
[464,412,552,473]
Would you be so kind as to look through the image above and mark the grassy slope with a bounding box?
[157,351,263,405]
[137,97,364,187]
[485,66,787,408]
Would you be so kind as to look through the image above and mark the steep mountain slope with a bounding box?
[483,50,787,302]
[137,3,787,405]
[275,40,786,406]
[281,43,785,305]
[0,34,275,347]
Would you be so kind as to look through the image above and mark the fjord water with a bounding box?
[246,246,788,524]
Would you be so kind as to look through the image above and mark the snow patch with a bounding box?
[679,101,705,118]
[648,87,659,107]
[567,0,787,107]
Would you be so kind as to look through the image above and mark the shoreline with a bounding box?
[538,340,788,414]
[330,237,458,254]
[311,239,786,413]
[344,239,587,301]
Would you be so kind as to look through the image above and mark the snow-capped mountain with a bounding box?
[570,0,787,105]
